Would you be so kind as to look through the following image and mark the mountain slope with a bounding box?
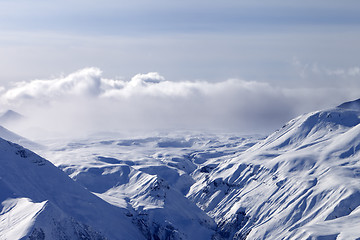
[28,98,360,239]
[187,102,360,239]
[337,97,360,110]
[0,138,144,240]
[0,125,41,150]
[38,134,260,240]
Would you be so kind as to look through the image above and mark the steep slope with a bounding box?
[0,125,41,150]
[0,138,144,239]
[187,102,360,239]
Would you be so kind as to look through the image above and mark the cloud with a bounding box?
[0,67,359,139]
[3,68,198,103]
[325,67,360,77]
[3,68,103,106]
[292,57,360,79]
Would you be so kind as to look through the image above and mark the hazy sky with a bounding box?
[1,0,360,84]
[1,1,360,138]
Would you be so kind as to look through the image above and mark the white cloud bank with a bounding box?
[1,68,358,139]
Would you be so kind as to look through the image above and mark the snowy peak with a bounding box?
[337,98,360,110]
[0,198,106,240]
[0,137,143,239]
[255,106,360,151]
[187,100,360,239]
[0,110,23,125]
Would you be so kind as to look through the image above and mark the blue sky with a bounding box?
[2,1,360,33]
[1,1,360,136]
[1,0,360,85]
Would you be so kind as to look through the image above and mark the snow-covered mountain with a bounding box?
[0,138,144,239]
[0,110,41,150]
[0,110,24,125]
[0,125,41,150]
[188,102,360,239]
[2,99,360,239]
[38,133,261,239]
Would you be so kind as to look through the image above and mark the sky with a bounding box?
[1,0,360,138]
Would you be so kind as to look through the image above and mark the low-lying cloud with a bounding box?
[0,68,358,139]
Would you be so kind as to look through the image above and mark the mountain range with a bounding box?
[1,99,360,239]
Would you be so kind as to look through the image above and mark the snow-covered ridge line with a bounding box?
[188,101,360,239]
[0,137,143,239]
[2,99,360,239]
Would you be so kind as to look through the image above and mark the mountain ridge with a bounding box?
[1,99,360,239]
[187,102,360,239]
[0,138,144,240]
[337,97,360,110]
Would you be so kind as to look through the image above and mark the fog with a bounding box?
[0,68,358,140]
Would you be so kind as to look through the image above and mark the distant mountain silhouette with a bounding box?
[0,110,24,124]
